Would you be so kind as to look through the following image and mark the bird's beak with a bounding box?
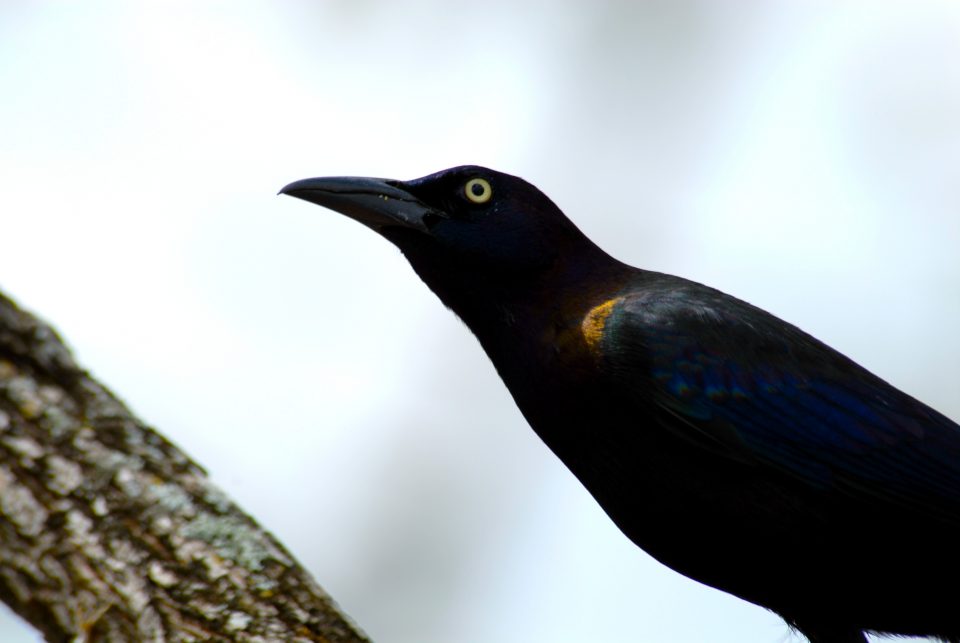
[279,176,438,233]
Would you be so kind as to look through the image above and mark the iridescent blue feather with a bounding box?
[602,282,960,520]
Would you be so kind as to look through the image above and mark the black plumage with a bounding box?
[281,165,960,643]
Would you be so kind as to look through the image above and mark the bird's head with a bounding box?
[281,165,608,313]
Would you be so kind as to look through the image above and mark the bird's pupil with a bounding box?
[471,182,485,196]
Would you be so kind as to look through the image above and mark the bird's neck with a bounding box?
[423,246,632,379]
[434,242,620,316]
[405,241,636,462]
[449,249,637,462]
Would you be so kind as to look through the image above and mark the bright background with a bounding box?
[2,2,958,642]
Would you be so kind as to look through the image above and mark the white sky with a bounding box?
[1,3,958,642]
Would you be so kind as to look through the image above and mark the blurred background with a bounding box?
[1,2,958,641]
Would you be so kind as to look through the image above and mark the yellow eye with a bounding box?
[464,178,493,204]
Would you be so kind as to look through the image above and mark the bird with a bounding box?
[281,165,960,643]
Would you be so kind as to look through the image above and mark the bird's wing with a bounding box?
[597,283,960,522]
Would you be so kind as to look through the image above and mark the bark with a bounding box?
[0,291,369,643]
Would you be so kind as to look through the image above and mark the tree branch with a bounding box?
[0,291,369,642]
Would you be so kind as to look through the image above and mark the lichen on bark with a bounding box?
[0,291,368,642]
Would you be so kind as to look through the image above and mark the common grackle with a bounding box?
[282,166,960,643]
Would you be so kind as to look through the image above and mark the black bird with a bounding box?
[281,166,960,643]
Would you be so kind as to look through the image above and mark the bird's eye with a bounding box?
[464,178,493,204]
